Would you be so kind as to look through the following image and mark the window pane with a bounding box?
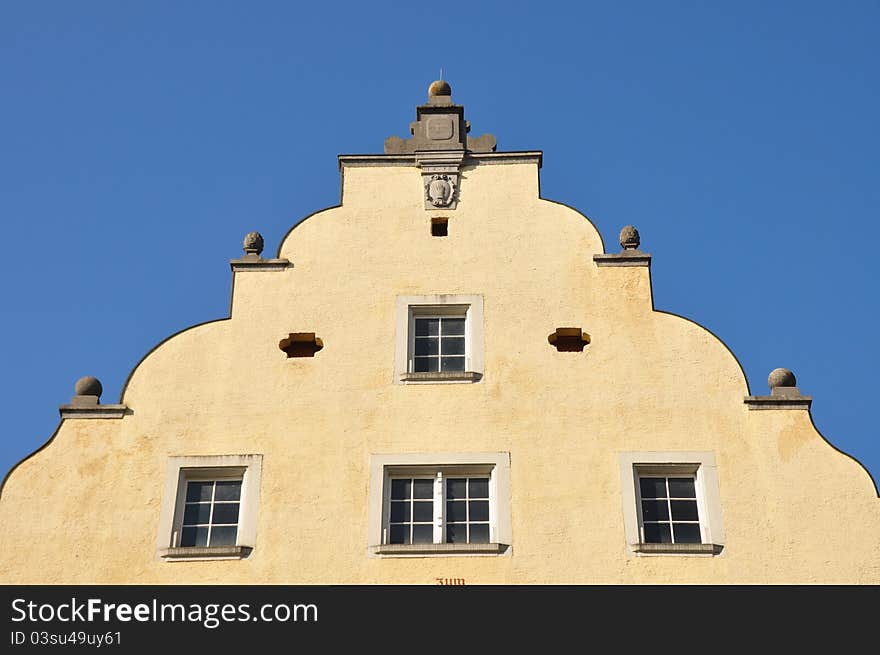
[668,478,696,498]
[389,525,409,544]
[180,526,208,547]
[469,524,490,544]
[643,524,672,544]
[413,479,434,499]
[415,318,439,336]
[414,338,439,356]
[673,523,702,544]
[391,479,411,500]
[641,500,669,522]
[446,501,467,522]
[469,500,489,522]
[209,526,238,547]
[442,318,465,335]
[186,481,214,502]
[670,500,699,522]
[639,477,666,499]
[183,503,212,525]
[469,478,489,498]
[412,501,433,522]
[446,524,466,544]
[442,337,465,355]
[413,357,439,372]
[412,525,434,544]
[390,501,410,523]
[440,356,466,371]
[447,478,467,499]
[212,503,240,525]
[214,481,241,501]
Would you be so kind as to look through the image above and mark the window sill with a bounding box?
[399,371,482,384]
[159,546,252,561]
[632,543,723,555]
[372,543,507,556]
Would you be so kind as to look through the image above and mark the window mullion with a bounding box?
[408,479,415,545]
[435,472,444,544]
[465,477,471,543]
[437,318,444,370]
[664,477,674,544]
[206,481,217,547]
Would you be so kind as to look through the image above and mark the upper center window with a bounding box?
[394,294,484,384]
[412,315,466,372]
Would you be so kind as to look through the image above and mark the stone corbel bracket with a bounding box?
[59,398,129,419]
[230,254,291,272]
[593,251,652,267]
[744,387,812,410]
[548,328,591,352]
[279,333,324,358]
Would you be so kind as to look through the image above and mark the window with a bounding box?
[156,454,262,561]
[179,478,242,548]
[412,315,466,373]
[637,474,701,545]
[618,452,724,555]
[388,473,490,544]
[394,294,484,384]
[368,453,510,555]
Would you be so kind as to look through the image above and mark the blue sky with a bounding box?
[1,2,878,487]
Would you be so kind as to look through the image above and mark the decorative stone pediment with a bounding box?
[384,80,496,210]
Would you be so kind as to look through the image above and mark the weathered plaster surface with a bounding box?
[1,159,877,584]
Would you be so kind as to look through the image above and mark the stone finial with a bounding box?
[243,231,264,256]
[428,79,452,97]
[744,366,811,409]
[619,225,640,251]
[74,376,102,399]
[384,80,496,156]
[768,368,797,391]
[61,375,127,418]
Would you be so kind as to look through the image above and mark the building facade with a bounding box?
[2,81,878,584]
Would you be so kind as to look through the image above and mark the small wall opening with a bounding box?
[431,217,449,237]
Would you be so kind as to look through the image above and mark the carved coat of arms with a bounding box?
[426,174,456,207]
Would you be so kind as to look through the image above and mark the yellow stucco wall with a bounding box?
[1,158,877,584]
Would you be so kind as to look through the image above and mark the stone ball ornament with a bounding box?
[619,225,640,250]
[74,376,103,398]
[768,368,797,390]
[243,231,264,256]
[428,79,452,97]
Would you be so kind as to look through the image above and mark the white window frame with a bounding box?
[368,453,511,556]
[156,454,263,561]
[618,451,724,556]
[394,294,484,384]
